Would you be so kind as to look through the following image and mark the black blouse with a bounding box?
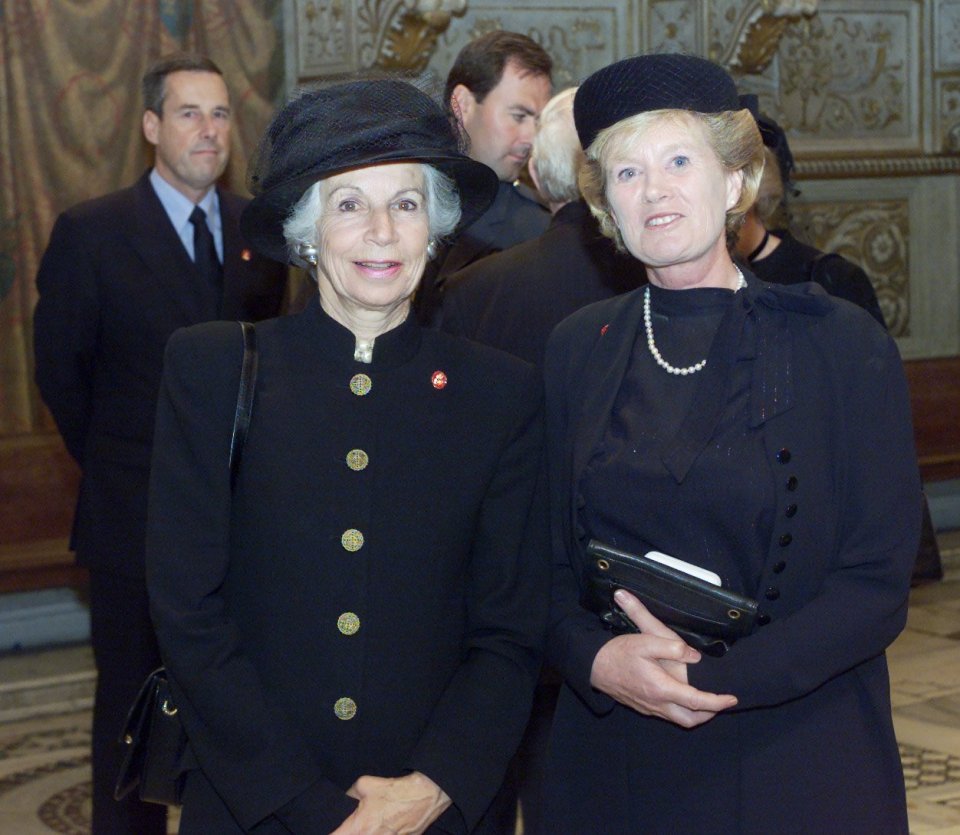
[580,284,775,595]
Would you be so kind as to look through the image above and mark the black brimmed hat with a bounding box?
[241,79,499,265]
[574,54,741,150]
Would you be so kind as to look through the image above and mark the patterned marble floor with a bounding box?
[0,538,958,834]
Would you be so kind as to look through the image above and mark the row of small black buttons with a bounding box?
[758,448,798,626]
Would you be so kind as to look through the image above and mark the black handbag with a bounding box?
[113,667,187,805]
[114,321,258,805]
[581,539,758,657]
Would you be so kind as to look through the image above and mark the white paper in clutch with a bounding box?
[644,551,722,586]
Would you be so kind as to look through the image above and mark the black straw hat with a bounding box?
[574,54,741,150]
[241,79,499,265]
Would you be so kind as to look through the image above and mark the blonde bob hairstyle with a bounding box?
[579,108,764,253]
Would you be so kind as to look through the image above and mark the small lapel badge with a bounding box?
[431,370,448,390]
[600,323,610,336]
[241,249,252,261]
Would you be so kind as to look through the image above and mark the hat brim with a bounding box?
[241,150,499,266]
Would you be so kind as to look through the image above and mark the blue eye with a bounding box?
[673,155,690,169]
[616,167,637,182]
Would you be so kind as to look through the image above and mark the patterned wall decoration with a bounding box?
[425,2,623,90]
[790,199,910,336]
[938,78,960,151]
[775,3,919,151]
[287,0,627,92]
[710,0,818,68]
[292,0,356,77]
[936,0,960,70]
[648,0,697,55]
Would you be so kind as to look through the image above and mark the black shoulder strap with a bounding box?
[229,322,258,488]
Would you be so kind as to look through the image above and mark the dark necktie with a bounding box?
[189,206,224,299]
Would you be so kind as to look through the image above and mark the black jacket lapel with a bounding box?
[127,173,216,323]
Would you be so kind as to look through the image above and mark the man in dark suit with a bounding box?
[442,87,646,367]
[33,53,285,835]
[415,31,553,323]
[442,86,645,835]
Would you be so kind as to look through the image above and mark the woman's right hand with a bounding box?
[589,589,738,728]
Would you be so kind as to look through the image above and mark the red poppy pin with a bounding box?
[241,249,252,262]
[600,323,610,336]
[431,370,448,390]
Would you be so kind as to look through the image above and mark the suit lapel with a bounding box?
[128,173,217,324]
[570,290,645,483]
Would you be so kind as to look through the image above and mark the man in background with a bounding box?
[33,53,285,834]
[416,30,553,323]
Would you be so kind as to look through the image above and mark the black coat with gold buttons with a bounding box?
[542,275,920,834]
[146,297,547,833]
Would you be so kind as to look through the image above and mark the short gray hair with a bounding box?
[282,163,461,267]
[530,87,581,205]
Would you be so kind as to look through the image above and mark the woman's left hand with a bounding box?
[328,771,451,835]
[588,589,738,727]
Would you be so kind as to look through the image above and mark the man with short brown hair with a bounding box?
[416,31,554,323]
[34,53,285,834]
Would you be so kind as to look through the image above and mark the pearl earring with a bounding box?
[297,243,318,266]
[426,239,438,259]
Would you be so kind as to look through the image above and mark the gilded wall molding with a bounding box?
[375,0,467,71]
[796,155,960,178]
[286,0,466,81]
[717,0,819,72]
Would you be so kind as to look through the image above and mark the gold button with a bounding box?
[349,374,372,396]
[334,697,357,720]
[346,449,369,471]
[341,529,364,552]
[337,612,360,635]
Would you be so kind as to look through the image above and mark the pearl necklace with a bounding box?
[644,266,747,376]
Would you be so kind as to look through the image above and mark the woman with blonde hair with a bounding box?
[541,53,918,833]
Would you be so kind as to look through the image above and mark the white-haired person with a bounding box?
[146,80,547,834]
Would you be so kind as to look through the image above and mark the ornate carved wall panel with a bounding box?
[775,2,921,154]
[423,0,629,90]
[791,197,911,337]
[791,177,960,359]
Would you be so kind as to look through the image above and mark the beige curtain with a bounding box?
[0,0,284,436]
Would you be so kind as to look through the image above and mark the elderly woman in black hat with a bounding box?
[145,80,547,834]
[540,54,920,833]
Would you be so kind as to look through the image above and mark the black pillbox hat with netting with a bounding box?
[574,53,741,150]
[241,79,499,265]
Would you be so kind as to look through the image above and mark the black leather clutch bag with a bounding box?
[581,539,758,657]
